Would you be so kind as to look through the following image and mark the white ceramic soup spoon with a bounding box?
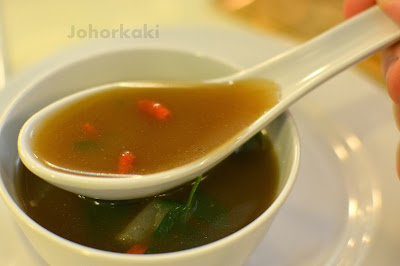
[18,6,400,200]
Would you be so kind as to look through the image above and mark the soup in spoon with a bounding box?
[31,79,278,176]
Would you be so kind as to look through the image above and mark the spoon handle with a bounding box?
[236,6,400,100]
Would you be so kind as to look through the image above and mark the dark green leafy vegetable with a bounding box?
[73,140,100,152]
[152,204,185,240]
[153,175,202,240]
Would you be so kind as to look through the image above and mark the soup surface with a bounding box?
[31,79,279,175]
[17,132,279,254]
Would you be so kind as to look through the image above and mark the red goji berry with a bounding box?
[138,99,171,121]
[126,244,148,254]
[117,151,136,174]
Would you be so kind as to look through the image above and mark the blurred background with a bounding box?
[0,0,382,82]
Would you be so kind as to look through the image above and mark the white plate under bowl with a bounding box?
[0,27,399,266]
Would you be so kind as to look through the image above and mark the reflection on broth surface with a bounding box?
[31,79,279,176]
[16,133,279,254]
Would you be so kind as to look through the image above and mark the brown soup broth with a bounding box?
[16,132,279,254]
[31,79,279,175]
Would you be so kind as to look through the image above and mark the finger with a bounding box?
[343,0,376,18]
[393,103,400,130]
[383,45,400,103]
[378,0,400,24]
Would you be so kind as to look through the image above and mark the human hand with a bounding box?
[344,0,400,177]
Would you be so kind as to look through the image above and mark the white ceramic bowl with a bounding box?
[0,44,299,266]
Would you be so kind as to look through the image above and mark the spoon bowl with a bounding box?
[18,6,400,199]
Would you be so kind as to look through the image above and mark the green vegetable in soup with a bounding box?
[117,175,203,250]
[73,140,101,152]
[153,176,202,240]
